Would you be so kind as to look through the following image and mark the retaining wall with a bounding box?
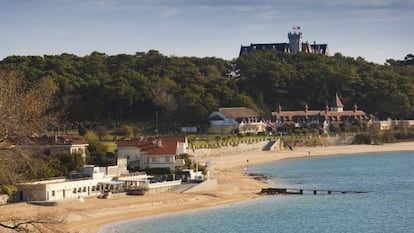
[192,140,269,157]
[147,180,182,194]
[183,179,218,193]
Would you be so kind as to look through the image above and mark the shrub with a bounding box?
[381,131,397,143]
[354,133,371,144]
[113,125,134,137]
[0,185,17,196]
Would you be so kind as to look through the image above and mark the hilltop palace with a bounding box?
[239,27,329,56]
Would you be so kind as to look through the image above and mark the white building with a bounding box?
[116,136,187,172]
[16,176,113,202]
[15,158,128,202]
[207,107,267,134]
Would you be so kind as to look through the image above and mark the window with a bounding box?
[165,156,171,162]
[73,188,77,194]
[92,186,96,191]
[83,187,86,192]
[78,187,82,193]
[151,157,156,163]
[52,191,55,197]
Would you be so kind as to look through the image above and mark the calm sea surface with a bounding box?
[101,151,414,233]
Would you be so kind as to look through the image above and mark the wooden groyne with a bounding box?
[260,188,369,195]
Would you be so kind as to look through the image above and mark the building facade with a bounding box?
[207,107,267,134]
[18,135,89,161]
[240,27,329,56]
[116,136,187,172]
[15,160,128,202]
[271,94,372,129]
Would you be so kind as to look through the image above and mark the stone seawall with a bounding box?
[147,180,182,194]
[190,136,353,157]
[182,179,218,193]
[191,140,269,157]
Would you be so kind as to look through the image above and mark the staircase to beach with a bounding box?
[262,139,281,151]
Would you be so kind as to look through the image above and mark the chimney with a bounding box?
[157,139,163,148]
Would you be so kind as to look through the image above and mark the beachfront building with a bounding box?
[15,160,129,202]
[207,107,267,134]
[116,136,187,172]
[16,176,113,202]
[271,94,372,129]
[15,156,184,203]
[240,27,329,56]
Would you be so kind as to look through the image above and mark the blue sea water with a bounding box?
[101,151,414,233]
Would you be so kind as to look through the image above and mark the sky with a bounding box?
[0,0,413,64]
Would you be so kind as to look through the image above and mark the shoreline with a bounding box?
[1,142,413,233]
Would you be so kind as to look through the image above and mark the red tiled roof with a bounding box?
[219,107,258,119]
[272,108,370,122]
[273,110,320,117]
[116,136,185,155]
[156,136,186,143]
[135,140,178,155]
[115,139,141,147]
[324,110,367,117]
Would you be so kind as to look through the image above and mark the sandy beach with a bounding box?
[1,142,413,233]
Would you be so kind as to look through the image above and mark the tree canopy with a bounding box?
[0,71,60,143]
[0,50,413,130]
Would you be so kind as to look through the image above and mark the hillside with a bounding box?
[1,50,413,129]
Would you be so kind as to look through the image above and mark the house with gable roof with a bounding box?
[14,134,89,161]
[272,94,372,129]
[116,136,187,172]
[207,107,267,134]
[46,135,89,160]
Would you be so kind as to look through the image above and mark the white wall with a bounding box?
[18,177,113,202]
[177,142,187,155]
[192,140,269,157]
[141,154,175,171]
[118,147,142,169]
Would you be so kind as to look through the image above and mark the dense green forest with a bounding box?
[0,51,413,186]
[1,50,413,131]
